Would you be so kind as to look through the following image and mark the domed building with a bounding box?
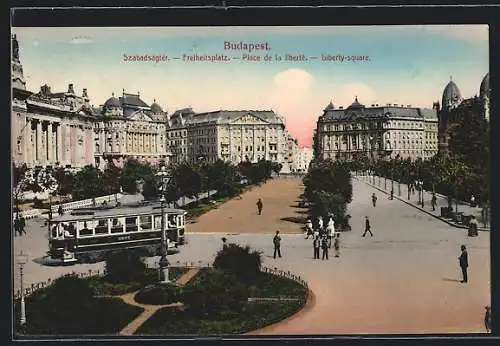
[93,90,170,169]
[437,74,489,153]
[316,96,439,162]
[441,78,463,111]
[479,73,490,122]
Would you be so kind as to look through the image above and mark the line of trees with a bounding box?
[346,109,490,206]
[13,158,284,207]
[302,159,353,231]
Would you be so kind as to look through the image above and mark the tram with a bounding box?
[47,202,187,263]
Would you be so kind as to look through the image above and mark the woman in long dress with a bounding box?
[326,217,335,248]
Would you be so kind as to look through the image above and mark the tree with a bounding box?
[72,165,104,200]
[53,167,73,196]
[12,163,29,211]
[213,243,262,283]
[271,162,283,176]
[101,162,121,196]
[105,250,147,284]
[142,174,160,201]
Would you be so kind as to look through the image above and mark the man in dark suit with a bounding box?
[273,230,282,258]
[362,216,373,237]
[459,245,468,283]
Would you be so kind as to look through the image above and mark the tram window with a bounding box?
[140,216,152,230]
[125,217,138,232]
[154,216,162,229]
[95,219,109,234]
[111,218,123,233]
[51,225,58,238]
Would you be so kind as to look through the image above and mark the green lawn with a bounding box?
[15,296,144,336]
[136,297,305,335]
[135,268,308,335]
[86,267,189,296]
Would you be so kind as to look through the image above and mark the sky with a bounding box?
[12,26,489,147]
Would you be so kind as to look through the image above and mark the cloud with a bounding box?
[70,36,93,44]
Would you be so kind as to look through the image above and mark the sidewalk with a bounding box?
[355,175,490,231]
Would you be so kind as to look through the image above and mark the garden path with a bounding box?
[118,267,200,336]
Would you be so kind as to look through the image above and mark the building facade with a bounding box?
[291,147,313,173]
[166,108,195,164]
[94,92,170,169]
[12,34,96,169]
[12,35,292,171]
[185,110,287,165]
[316,97,439,162]
[437,74,490,153]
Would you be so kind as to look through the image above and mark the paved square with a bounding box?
[13,177,490,334]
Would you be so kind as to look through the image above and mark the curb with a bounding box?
[355,176,490,232]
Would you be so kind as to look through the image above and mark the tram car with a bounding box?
[48,202,187,263]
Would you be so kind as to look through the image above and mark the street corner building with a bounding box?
[315,75,489,163]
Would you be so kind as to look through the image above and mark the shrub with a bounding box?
[105,250,147,284]
[135,284,183,305]
[213,243,262,283]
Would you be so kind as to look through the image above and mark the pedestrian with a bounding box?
[334,233,341,258]
[431,193,437,211]
[221,237,228,249]
[305,219,313,239]
[470,194,476,208]
[313,236,320,259]
[20,216,26,235]
[459,245,468,283]
[256,198,263,215]
[326,217,335,248]
[321,236,329,260]
[390,189,394,200]
[58,204,64,215]
[14,215,20,237]
[362,216,373,237]
[372,193,377,207]
[468,216,478,237]
[485,306,491,333]
[317,216,324,233]
[273,230,282,258]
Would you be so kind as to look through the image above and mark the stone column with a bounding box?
[35,120,42,164]
[47,122,53,164]
[56,123,62,163]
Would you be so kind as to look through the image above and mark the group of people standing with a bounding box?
[305,216,341,260]
[14,214,27,236]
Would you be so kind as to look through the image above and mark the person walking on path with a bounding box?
[362,216,373,237]
[321,236,329,260]
[305,219,314,239]
[326,216,335,247]
[459,245,469,283]
[485,306,491,333]
[431,193,437,211]
[372,193,377,207]
[273,230,282,259]
[334,233,341,258]
[317,216,324,234]
[256,198,263,215]
[313,236,321,259]
[470,194,476,208]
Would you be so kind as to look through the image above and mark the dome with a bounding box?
[150,99,164,114]
[104,93,121,108]
[442,79,462,110]
[480,73,489,99]
[324,100,335,111]
[347,96,364,109]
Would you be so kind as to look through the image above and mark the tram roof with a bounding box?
[51,202,186,222]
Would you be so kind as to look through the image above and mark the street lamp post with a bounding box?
[156,166,171,284]
[17,251,28,327]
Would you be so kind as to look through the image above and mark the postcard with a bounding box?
[11,24,490,337]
